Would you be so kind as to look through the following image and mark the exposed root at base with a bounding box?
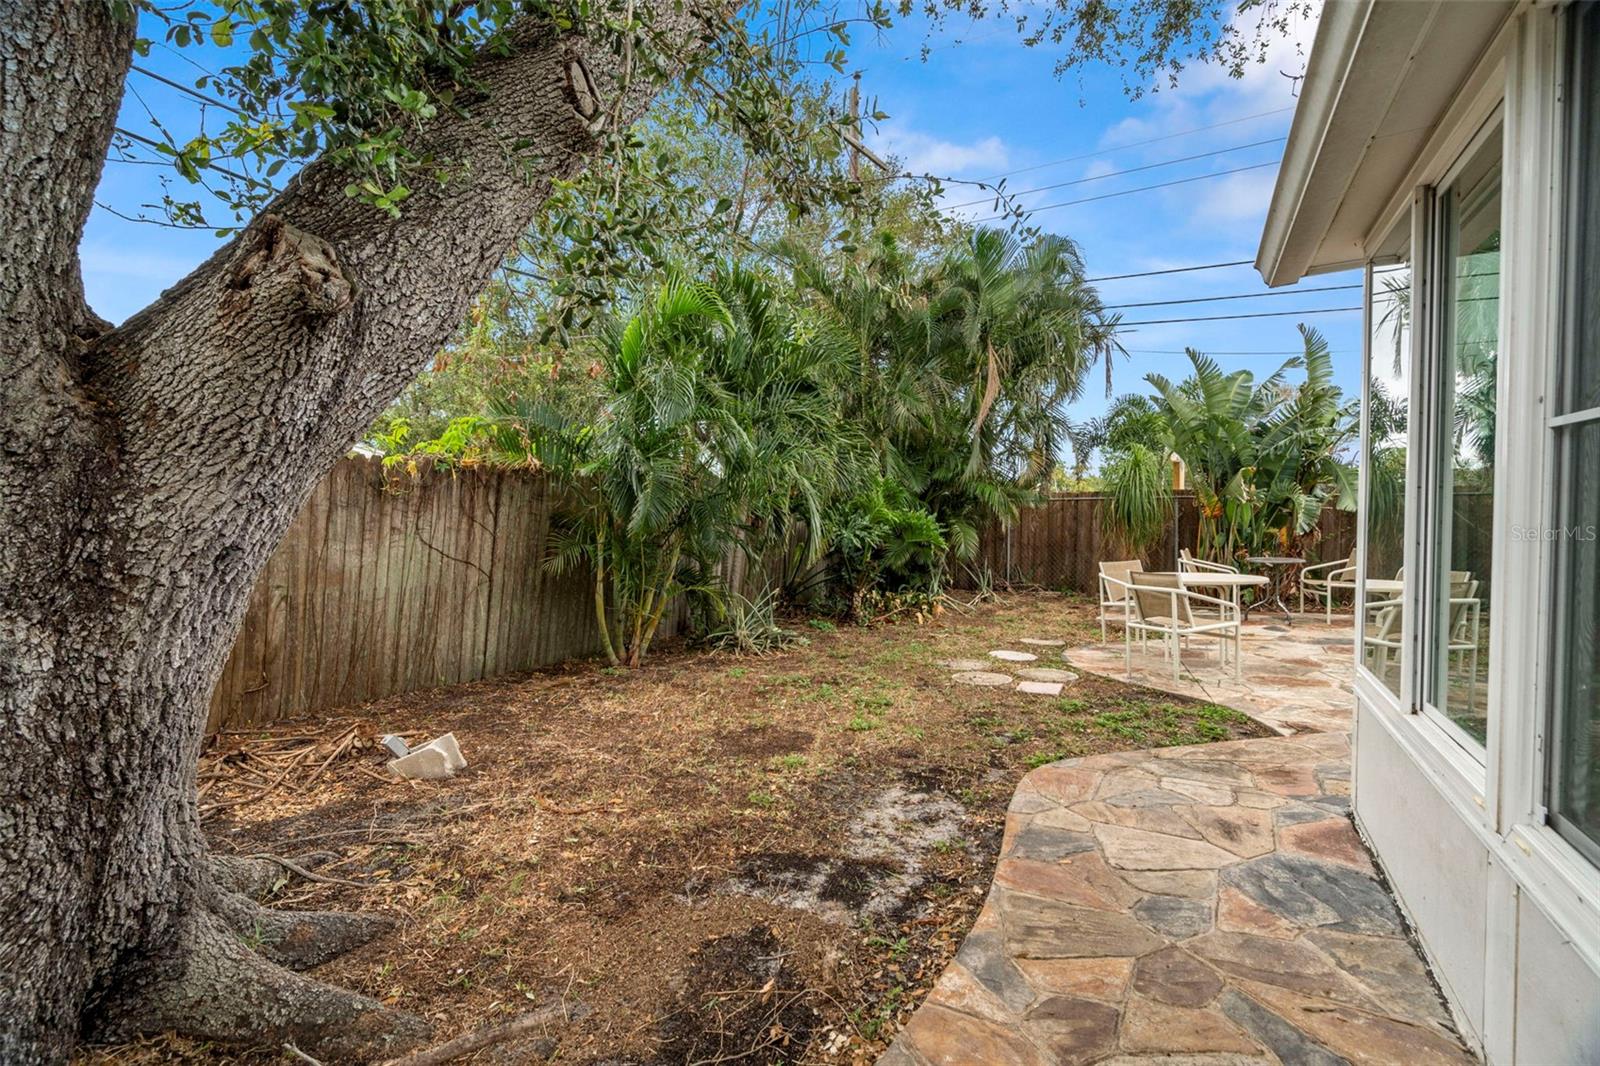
[210,853,290,899]
[213,892,394,972]
[99,910,428,1064]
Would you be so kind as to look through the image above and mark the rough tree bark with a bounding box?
[0,3,707,1061]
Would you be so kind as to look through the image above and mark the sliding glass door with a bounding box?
[1420,120,1502,750]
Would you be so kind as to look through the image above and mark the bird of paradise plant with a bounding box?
[1102,325,1359,564]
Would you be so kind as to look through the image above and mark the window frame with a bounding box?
[1545,0,1600,869]
[1355,248,1414,711]
[1415,111,1505,757]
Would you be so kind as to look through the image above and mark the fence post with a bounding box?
[1171,497,1180,570]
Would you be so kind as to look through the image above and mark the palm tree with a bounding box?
[495,268,858,666]
[1102,325,1357,561]
[1062,415,1109,487]
[780,227,1121,595]
[928,228,1121,480]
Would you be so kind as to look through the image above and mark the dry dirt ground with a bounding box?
[86,591,1273,1066]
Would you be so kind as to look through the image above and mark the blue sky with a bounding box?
[82,4,1362,437]
[850,4,1363,426]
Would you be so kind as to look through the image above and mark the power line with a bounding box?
[112,126,278,191]
[130,63,245,114]
[947,137,1285,209]
[501,263,551,283]
[1085,259,1255,284]
[1102,283,1361,311]
[1123,348,1354,356]
[975,161,1278,222]
[1117,306,1362,327]
[976,105,1295,182]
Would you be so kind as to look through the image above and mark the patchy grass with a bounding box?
[88,591,1272,1066]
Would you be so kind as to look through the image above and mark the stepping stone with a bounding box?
[989,649,1037,662]
[1019,637,1066,646]
[1218,988,1349,1066]
[1018,668,1078,684]
[953,671,1014,687]
[1007,822,1098,862]
[1017,680,1064,696]
[938,658,992,672]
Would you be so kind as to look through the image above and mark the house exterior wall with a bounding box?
[1344,7,1600,1062]
[1353,698,1490,1042]
[1512,891,1600,1063]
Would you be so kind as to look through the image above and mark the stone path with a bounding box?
[1063,619,1356,735]
[880,731,1476,1066]
[941,640,1079,696]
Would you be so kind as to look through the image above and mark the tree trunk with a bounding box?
[0,3,706,1061]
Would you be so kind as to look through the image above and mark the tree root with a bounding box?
[210,850,348,898]
[109,910,429,1063]
[382,1001,582,1066]
[213,892,394,972]
[210,852,291,899]
[243,851,366,887]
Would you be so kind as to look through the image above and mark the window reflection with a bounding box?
[1429,124,1501,746]
[1364,260,1410,696]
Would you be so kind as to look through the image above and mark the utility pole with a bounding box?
[848,72,861,183]
[840,71,889,180]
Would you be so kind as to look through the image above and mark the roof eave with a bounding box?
[1255,0,1375,289]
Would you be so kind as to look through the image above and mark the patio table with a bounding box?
[1366,578,1404,598]
[1178,571,1268,620]
[1244,555,1305,624]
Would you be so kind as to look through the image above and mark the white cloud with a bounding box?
[1096,0,1321,148]
[1186,166,1280,224]
[862,123,1018,222]
[868,125,1011,177]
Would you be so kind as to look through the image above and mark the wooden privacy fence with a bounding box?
[211,467,1387,731]
[209,458,629,733]
[962,492,1361,594]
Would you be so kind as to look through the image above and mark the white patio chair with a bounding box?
[1179,549,1245,618]
[1445,579,1482,713]
[1361,572,1478,694]
[1179,548,1239,575]
[1098,559,1144,642]
[1362,597,1403,683]
[1301,556,1357,621]
[1118,571,1242,682]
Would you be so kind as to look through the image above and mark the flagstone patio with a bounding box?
[1063,617,1357,735]
[882,618,1478,1066]
[880,731,1474,1066]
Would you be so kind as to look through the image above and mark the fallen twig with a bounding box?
[304,726,359,785]
[532,797,624,817]
[283,1043,325,1066]
[243,852,367,888]
[382,1002,580,1066]
[356,763,396,785]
